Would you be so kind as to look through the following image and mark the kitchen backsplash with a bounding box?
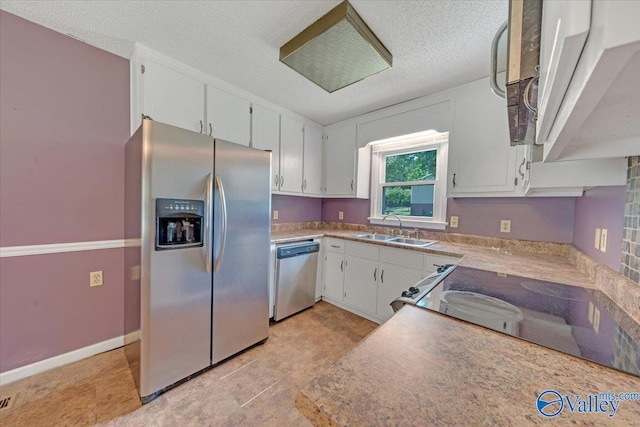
[622,156,640,284]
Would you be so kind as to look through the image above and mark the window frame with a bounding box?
[368,132,448,230]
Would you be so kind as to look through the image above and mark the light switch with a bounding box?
[450,216,459,228]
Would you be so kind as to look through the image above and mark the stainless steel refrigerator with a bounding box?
[124,119,270,403]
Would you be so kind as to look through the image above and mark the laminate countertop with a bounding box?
[271,228,595,289]
[295,305,640,425]
[271,228,640,424]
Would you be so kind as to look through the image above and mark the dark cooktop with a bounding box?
[415,266,640,377]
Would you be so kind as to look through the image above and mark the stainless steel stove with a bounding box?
[392,265,640,378]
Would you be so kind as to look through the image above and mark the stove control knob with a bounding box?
[409,287,420,294]
[401,290,413,298]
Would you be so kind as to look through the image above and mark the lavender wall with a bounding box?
[572,187,626,271]
[573,186,625,271]
[272,195,322,223]
[322,198,370,224]
[321,197,576,243]
[0,11,129,372]
[447,197,575,243]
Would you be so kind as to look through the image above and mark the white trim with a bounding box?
[0,333,139,385]
[369,132,449,226]
[123,329,141,345]
[0,239,139,258]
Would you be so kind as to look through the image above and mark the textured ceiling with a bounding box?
[0,0,508,125]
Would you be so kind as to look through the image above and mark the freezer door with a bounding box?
[141,121,214,398]
[212,139,270,364]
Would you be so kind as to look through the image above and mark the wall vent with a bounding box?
[0,395,15,411]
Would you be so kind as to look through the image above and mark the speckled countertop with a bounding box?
[273,227,640,425]
[296,306,640,425]
[272,228,596,289]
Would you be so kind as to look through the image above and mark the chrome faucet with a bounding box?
[382,214,403,236]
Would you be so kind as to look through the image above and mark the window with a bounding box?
[369,131,448,230]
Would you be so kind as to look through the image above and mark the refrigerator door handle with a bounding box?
[214,174,228,272]
[204,173,213,273]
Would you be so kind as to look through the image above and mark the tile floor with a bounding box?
[0,301,377,426]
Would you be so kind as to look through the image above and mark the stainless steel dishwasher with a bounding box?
[274,241,320,321]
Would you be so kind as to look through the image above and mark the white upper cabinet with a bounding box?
[279,116,303,194]
[206,85,250,146]
[324,124,356,196]
[303,125,323,196]
[539,0,640,161]
[142,59,205,134]
[449,78,517,196]
[517,145,626,197]
[251,104,281,191]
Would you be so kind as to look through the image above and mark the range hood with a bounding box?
[491,0,542,146]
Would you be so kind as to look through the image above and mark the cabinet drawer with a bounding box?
[325,238,346,253]
[380,247,424,270]
[346,241,379,260]
[424,254,460,273]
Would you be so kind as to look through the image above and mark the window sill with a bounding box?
[368,217,448,231]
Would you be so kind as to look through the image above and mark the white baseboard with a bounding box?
[0,330,141,386]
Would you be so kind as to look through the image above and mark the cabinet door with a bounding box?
[279,116,303,194]
[323,252,345,301]
[303,125,323,196]
[324,125,356,196]
[537,0,590,144]
[344,256,378,315]
[252,104,281,191]
[206,85,250,146]
[377,263,423,321]
[143,59,205,133]
[449,78,516,195]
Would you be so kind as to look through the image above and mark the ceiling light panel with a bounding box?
[280,0,392,93]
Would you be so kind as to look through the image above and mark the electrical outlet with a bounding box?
[593,307,600,333]
[338,211,344,220]
[450,216,459,228]
[500,220,511,233]
[594,228,601,249]
[90,271,103,287]
[273,210,279,220]
[600,229,608,253]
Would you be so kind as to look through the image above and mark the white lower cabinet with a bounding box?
[321,238,459,323]
[344,255,378,315]
[322,239,346,301]
[376,262,423,322]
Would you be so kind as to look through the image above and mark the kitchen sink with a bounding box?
[354,233,393,241]
[352,234,437,247]
[386,237,436,247]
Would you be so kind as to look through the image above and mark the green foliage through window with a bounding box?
[385,150,437,183]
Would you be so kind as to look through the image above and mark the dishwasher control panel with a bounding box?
[276,242,320,259]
